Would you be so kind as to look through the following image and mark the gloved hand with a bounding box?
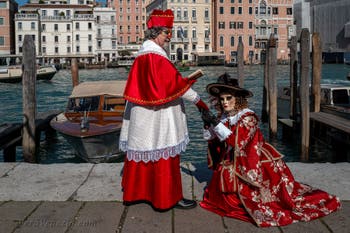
[195,99,209,112]
[201,109,220,127]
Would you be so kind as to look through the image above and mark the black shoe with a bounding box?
[175,198,197,209]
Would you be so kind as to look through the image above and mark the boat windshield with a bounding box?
[66,96,100,112]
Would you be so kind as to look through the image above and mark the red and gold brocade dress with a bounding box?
[200,108,341,227]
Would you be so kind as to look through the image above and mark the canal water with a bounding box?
[1,64,349,163]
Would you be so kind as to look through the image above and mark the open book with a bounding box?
[187,69,204,80]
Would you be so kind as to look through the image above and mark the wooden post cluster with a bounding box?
[22,35,37,163]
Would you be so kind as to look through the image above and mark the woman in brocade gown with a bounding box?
[199,73,341,227]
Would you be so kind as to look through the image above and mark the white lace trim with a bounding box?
[221,108,254,126]
[137,40,170,61]
[120,135,189,163]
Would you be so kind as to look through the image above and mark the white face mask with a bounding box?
[219,94,236,113]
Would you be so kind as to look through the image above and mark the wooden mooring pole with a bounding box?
[22,35,37,163]
[261,46,269,123]
[71,58,79,87]
[289,36,298,122]
[237,40,244,87]
[267,34,278,139]
[299,28,310,161]
[312,33,322,113]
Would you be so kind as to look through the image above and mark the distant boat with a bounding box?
[0,65,57,83]
[50,80,126,163]
[278,84,350,120]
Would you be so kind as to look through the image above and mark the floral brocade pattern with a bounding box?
[200,110,341,227]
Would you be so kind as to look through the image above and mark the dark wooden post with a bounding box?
[299,28,310,161]
[22,35,37,163]
[312,33,322,113]
[71,58,79,87]
[268,34,277,138]
[261,48,269,123]
[237,40,244,87]
[289,36,298,122]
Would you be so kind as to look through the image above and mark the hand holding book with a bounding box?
[187,69,204,80]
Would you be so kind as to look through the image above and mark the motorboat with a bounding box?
[0,65,57,83]
[50,80,126,163]
[277,84,350,120]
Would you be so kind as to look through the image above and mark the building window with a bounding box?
[0,17,3,25]
[76,46,80,52]
[287,8,292,15]
[54,24,58,31]
[249,22,253,29]
[0,2,7,7]
[97,41,101,49]
[55,36,58,43]
[273,7,278,14]
[67,47,71,53]
[42,36,45,42]
[249,7,253,14]
[230,7,235,14]
[218,22,225,29]
[18,35,22,42]
[229,22,236,29]
[88,46,92,52]
[76,35,80,41]
[219,7,224,14]
[238,7,242,14]
[88,34,92,41]
[192,8,196,18]
[249,36,253,46]
[230,36,234,46]
[31,22,35,30]
[88,22,92,30]
[205,8,209,18]
[67,24,70,31]
[42,47,46,53]
[219,36,224,47]
[41,24,46,31]
[0,36,4,45]
[75,22,80,30]
[55,47,59,53]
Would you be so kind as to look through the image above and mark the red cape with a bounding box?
[123,53,196,106]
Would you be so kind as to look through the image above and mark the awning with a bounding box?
[70,80,126,98]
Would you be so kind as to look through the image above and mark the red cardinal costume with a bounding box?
[199,78,341,227]
[119,9,206,210]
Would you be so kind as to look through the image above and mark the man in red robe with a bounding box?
[119,9,209,210]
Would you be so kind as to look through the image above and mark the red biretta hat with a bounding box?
[147,9,174,29]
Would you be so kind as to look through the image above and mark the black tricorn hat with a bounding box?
[206,73,253,98]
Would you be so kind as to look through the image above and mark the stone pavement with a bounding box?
[0,162,349,233]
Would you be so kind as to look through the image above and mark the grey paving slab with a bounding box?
[174,206,225,233]
[287,162,350,201]
[0,162,18,177]
[321,200,350,233]
[67,202,124,233]
[279,219,331,233]
[0,163,94,201]
[14,201,82,233]
[74,163,123,201]
[187,162,213,201]
[0,201,40,233]
[122,203,172,233]
[224,217,280,233]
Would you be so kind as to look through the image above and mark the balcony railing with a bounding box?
[15,14,39,20]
